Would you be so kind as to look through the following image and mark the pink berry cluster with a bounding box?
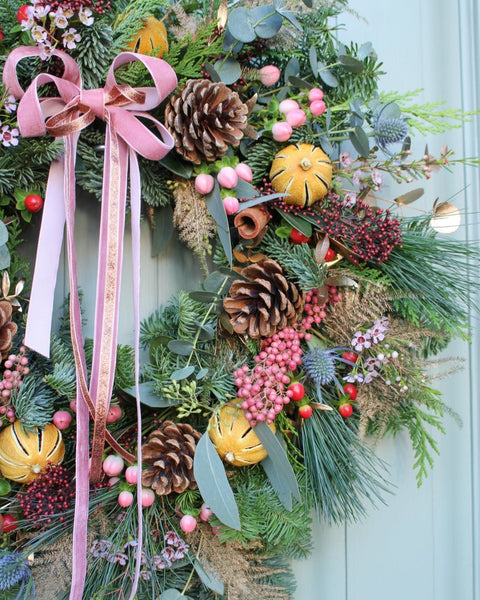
[0,346,30,423]
[272,88,326,143]
[234,326,310,426]
[194,163,254,215]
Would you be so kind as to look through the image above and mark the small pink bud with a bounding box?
[286,108,307,127]
[106,405,122,423]
[53,410,72,430]
[235,163,253,182]
[278,99,299,115]
[125,465,139,485]
[108,476,120,486]
[118,490,134,507]
[217,166,238,189]
[199,503,213,522]
[69,399,77,413]
[223,196,239,215]
[102,454,125,477]
[141,488,156,507]
[180,514,197,533]
[194,173,215,195]
[310,100,326,117]
[258,65,280,86]
[272,122,292,142]
[308,87,324,102]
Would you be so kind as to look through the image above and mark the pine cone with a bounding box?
[0,301,17,359]
[164,79,257,164]
[142,421,202,495]
[223,258,304,339]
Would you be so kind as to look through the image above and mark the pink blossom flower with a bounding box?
[79,6,94,26]
[351,331,371,352]
[53,8,69,28]
[371,169,383,189]
[339,151,353,167]
[4,96,17,114]
[343,192,357,207]
[0,125,19,147]
[39,41,53,60]
[367,317,389,344]
[62,28,81,49]
[33,4,50,18]
[31,25,48,42]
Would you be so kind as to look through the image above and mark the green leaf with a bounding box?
[0,479,11,496]
[171,365,195,380]
[159,590,187,600]
[275,225,292,239]
[193,433,241,530]
[309,46,318,76]
[255,422,301,502]
[251,6,283,39]
[222,29,244,53]
[227,7,256,42]
[262,454,292,510]
[275,3,302,31]
[198,324,215,341]
[159,154,193,179]
[214,57,242,85]
[318,63,338,87]
[288,76,313,90]
[168,339,194,355]
[234,178,258,200]
[0,222,8,247]
[0,245,10,271]
[236,192,283,211]
[189,291,219,303]
[284,57,300,85]
[151,205,173,257]
[194,559,225,594]
[204,270,231,293]
[277,209,312,237]
[196,367,209,380]
[123,381,174,408]
[338,55,365,73]
[205,181,232,265]
[349,126,370,157]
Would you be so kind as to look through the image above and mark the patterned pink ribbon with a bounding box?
[3,46,177,599]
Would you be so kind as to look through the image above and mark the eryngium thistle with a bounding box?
[374,117,408,149]
[303,348,336,385]
[0,551,30,591]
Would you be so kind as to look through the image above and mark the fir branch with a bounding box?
[114,344,136,391]
[75,21,114,89]
[301,410,391,524]
[110,0,161,56]
[259,231,327,291]
[11,375,56,429]
[43,337,77,400]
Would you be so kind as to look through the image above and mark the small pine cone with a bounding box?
[223,258,304,339]
[142,421,202,495]
[0,301,17,359]
[164,79,256,164]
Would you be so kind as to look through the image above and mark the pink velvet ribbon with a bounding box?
[3,46,177,599]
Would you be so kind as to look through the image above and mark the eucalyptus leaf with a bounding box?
[205,181,232,265]
[193,433,241,530]
[171,365,195,381]
[202,62,221,82]
[214,57,242,85]
[319,135,334,156]
[194,560,225,595]
[227,7,256,43]
[303,0,313,6]
[123,381,174,408]
[0,246,10,271]
[159,154,193,179]
[284,57,300,85]
[251,6,283,38]
[189,290,219,303]
[349,126,370,157]
[276,6,302,31]
[237,192,283,211]
[198,324,215,341]
[222,28,244,53]
[338,54,364,73]
[151,205,174,257]
[159,590,185,600]
[204,270,231,293]
[262,454,292,510]
[288,75,312,90]
[326,107,332,131]
[168,339,194,356]
[234,177,257,200]
[358,41,374,60]
[277,209,312,237]
[309,46,318,76]
[255,422,301,501]
[0,222,9,246]
[318,67,338,88]
[196,367,209,380]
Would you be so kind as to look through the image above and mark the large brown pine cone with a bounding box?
[164,79,256,164]
[142,421,202,495]
[0,301,17,359]
[223,258,304,339]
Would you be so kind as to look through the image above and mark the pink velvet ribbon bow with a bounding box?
[3,46,177,599]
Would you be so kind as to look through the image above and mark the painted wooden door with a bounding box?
[42,1,479,598]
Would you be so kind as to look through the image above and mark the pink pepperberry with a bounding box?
[125,465,139,485]
[310,100,326,117]
[180,514,197,533]
[53,410,72,430]
[278,99,299,115]
[235,163,253,182]
[223,196,239,215]
[102,455,125,477]
[308,88,324,102]
[118,490,134,508]
[258,65,280,86]
[199,503,213,522]
[217,166,238,189]
[272,122,293,142]
[141,488,156,507]
[194,173,215,195]
[286,108,307,127]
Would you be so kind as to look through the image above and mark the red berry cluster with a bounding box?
[33,0,111,13]
[0,347,30,423]
[234,326,311,426]
[274,193,403,264]
[19,464,75,529]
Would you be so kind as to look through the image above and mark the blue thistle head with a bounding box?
[374,117,408,150]
[0,551,31,591]
[303,348,337,385]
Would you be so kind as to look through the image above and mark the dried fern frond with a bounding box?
[172,179,216,275]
